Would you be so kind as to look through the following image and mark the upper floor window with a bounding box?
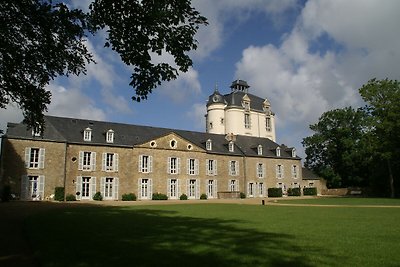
[106,130,114,143]
[291,165,298,179]
[78,151,96,171]
[206,139,212,151]
[102,153,119,172]
[168,157,180,174]
[276,164,284,179]
[229,160,239,176]
[139,155,153,173]
[257,145,263,155]
[244,113,251,129]
[25,147,45,169]
[170,139,177,149]
[32,123,42,137]
[257,163,265,178]
[83,127,92,141]
[228,141,234,152]
[276,147,281,157]
[266,117,271,131]
[187,158,199,175]
[292,148,296,157]
[243,101,250,111]
[206,159,217,176]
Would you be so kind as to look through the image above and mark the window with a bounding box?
[209,122,213,129]
[168,179,179,199]
[257,163,265,178]
[266,117,271,131]
[168,157,180,174]
[170,139,177,149]
[243,101,250,111]
[139,155,153,173]
[229,160,239,176]
[292,148,296,157]
[187,158,199,175]
[78,151,96,171]
[257,145,263,155]
[207,180,217,199]
[83,127,92,141]
[228,141,234,152]
[187,179,199,199]
[244,113,251,129]
[206,139,212,150]
[258,183,264,197]
[292,165,298,179]
[139,178,152,199]
[102,153,119,172]
[276,147,281,157]
[206,159,217,176]
[276,164,284,179]
[25,147,45,169]
[248,182,255,197]
[101,177,119,200]
[229,180,238,192]
[32,124,42,137]
[75,176,96,200]
[277,182,285,194]
[21,175,45,200]
[106,130,114,143]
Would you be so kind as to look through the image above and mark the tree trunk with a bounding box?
[388,159,395,198]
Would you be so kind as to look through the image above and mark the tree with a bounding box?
[302,107,372,188]
[0,0,207,130]
[359,78,400,197]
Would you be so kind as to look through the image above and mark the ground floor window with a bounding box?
[207,180,217,199]
[187,179,199,199]
[168,179,179,199]
[229,179,238,192]
[258,182,264,197]
[75,176,96,200]
[277,182,286,194]
[248,182,255,197]
[21,175,45,200]
[101,177,119,200]
[139,178,152,200]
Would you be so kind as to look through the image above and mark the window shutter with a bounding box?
[276,165,279,178]
[214,160,218,175]
[186,159,190,175]
[138,178,142,199]
[78,151,84,170]
[114,154,119,172]
[138,155,143,172]
[149,156,153,173]
[102,153,106,171]
[39,148,45,169]
[101,177,105,197]
[114,178,119,200]
[262,164,266,178]
[214,180,218,197]
[177,158,181,174]
[186,179,190,196]
[195,179,200,199]
[236,161,239,176]
[38,175,45,200]
[177,179,180,198]
[236,180,240,192]
[206,160,209,175]
[167,179,171,198]
[168,157,171,174]
[21,175,29,200]
[24,148,30,168]
[90,177,96,199]
[91,152,96,171]
[195,159,199,175]
[281,165,284,178]
[76,176,82,200]
[149,179,153,197]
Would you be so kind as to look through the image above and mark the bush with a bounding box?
[200,193,207,200]
[1,185,12,202]
[65,194,76,201]
[54,187,65,201]
[240,192,246,199]
[288,187,301,196]
[180,194,188,200]
[122,193,137,201]
[268,188,283,197]
[152,193,168,200]
[303,187,317,196]
[92,192,103,201]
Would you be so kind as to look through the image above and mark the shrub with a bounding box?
[54,187,65,201]
[240,192,246,199]
[268,188,283,197]
[303,187,317,196]
[65,194,76,201]
[122,193,137,201]
[152,193,168,200]
[180,194,188,200]
[288,187,301,196]
[200,193,207,200]
[92,192,103,201]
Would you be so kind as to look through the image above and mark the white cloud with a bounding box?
[0,104,23,134]
[186,103,206,131]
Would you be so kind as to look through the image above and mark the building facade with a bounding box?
[0,80,322,201]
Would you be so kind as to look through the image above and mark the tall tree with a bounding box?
[0,0,207,130]
[359,78,400,197]
[302,107,372,188]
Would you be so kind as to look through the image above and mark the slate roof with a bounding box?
[302,168,321,180]
[4,115,300,159]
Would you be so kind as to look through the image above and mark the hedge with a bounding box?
[268,188,283,197]
[303,187,317,196]
[288,187,301,196]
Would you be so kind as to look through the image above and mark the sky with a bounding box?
[2,0,400,160]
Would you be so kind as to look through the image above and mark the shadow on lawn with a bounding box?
[25,205,334,267]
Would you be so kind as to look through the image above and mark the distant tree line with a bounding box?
[303,78,400,197]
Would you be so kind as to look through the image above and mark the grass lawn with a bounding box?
[270,197,400,206]
[25,201,400,267]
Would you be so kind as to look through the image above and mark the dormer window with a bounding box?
[243,101,250,111]
[257,145,263,155]
[266,116,271,131]
[276,147,281,157]
[106,129,114,143]
[206,139,212,151]
[83,127,92,141]
[228,141,234,152]
[32,123,42,137]
[292,148,296,158]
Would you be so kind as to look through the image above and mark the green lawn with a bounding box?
[25,202,400,267]
[270,197,400,206]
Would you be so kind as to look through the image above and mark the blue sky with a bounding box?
[2,0,400,159]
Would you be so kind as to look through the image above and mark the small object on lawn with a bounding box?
[262,200,265,205]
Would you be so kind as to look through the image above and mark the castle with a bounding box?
[0,80,322,201]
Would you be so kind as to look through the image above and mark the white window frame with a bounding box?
[187,158,199,175]
[292,165,298,179]
[206,179,217,199]
[25,147,45,169]
[83,127,92,141]
[244,113,251,129]
[257,163,265,178]
[228,141,234,152]
[292,148,296,157]
[139,155,153,173]
[229,179,239,192]
[106,130,114,143]
[168,179,180,199]
[266,116,271,131]
[79,151,96,171]
[102,153,119,172]
[187,179,199,199]
[276,164,284,179]
[257,145,263,155]
[101,177,119,200]
[276,147,281,157]
[229,160,239,176]
[21,175,45,200]
[248,182,255,197]
[206,139,212,150]
[206,159,217,176]
[168,157,180,174]
[138,178,152,200]
[76,176,96,200]
[258,182,265,197]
